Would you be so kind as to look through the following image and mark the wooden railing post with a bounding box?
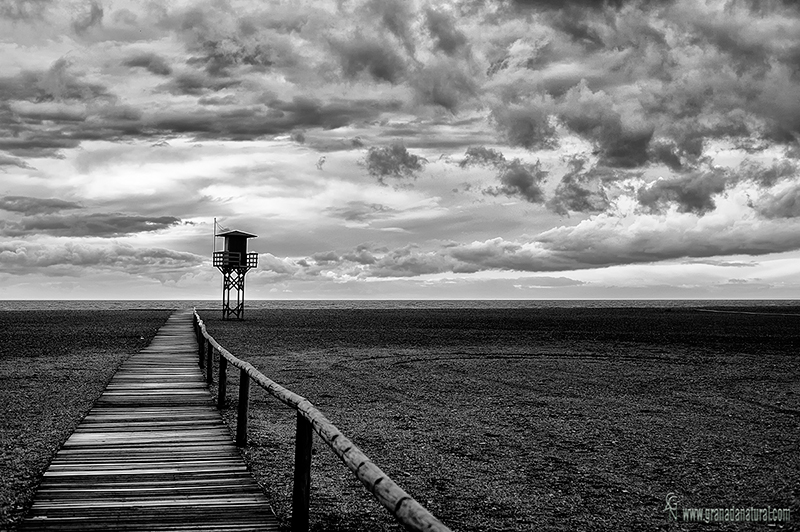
[206,340,213,385]
[198,329,205,368]
[218,355,227,409]
[236,368,250,447]
[292,413,313,532]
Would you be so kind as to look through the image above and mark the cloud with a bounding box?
[411,58,478,113]
[458,146,506,168]
[456,146,549,204]
[329,32,407,84]
[123,52,173,76]
[342,245,377,265]
[280,199,800,281]
[324,201,394,223]
[364,0,417,57]
[0,196,82,215]
[424,7,468,56]
[257,252,302,276]
[484,159,549,203]
[510,0,630,11]
[754,184,800,219]
[0,0,52,20]
[0,58,113,103]
[637,167,730,215]
[0,240,203,280]
[72,0,103,34]
[0,213,181,237]
[545,156,611,215]
[367,245,462,277]
[146,96,391,140]
[0,135,82,158]
[489,101,559,151]
[158,70,239,96]
[481,0,800,175]
[736,159,798,188]
[535,210,800,268]
[557,82,653,168]
[361,143,427,184]
[0,154,34,169]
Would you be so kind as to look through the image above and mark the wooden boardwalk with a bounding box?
[21,310,279,532]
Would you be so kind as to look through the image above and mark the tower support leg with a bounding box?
[220,268,249,320]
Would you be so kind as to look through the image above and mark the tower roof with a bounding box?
[215,230,257,238]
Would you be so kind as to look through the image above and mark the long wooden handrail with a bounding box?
[192,309,451,532]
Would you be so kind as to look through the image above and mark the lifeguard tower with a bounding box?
[213,230,258,320]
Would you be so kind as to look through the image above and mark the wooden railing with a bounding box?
[192,309,451,532]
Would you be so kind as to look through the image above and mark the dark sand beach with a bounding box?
[2,305,798,531]
[200,306,799,531]
[0,310,171,531]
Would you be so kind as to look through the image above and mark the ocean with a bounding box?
[2,299,800,311]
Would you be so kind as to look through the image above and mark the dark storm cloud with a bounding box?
[637,168,729,215]
[458,146,548,203]
[0,213,181,238]
[545,157,611,215]
[123,53,173,76]
[364,0,417,57]
[484,159,548,203]
[72,0,103,34]
[329,33,407,84]
[411,59,477,113]
[301,135,365,152]
[269,96,383,130]
[424,7,468,56]
[648,140,685,172]
[510,0,630,10]
[558,83,654,168]
[0,135,81,158]
[0,154,34,169]
[361,143,427,184]
[490,103,559,151]
[634,159,798,216]
[736,159,798,188]
[9,102,87,123]
[0,196,82,215]
[147,96,389,140]
[168,4,313,78]
[158,71,239,96]
[754,185,800,219]
[457,146,548,204]
[0,58,113,103]
[480,0,800,199]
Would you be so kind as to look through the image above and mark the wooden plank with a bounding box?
[20,310,279,532]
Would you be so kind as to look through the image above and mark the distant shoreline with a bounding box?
[2,299,800,312]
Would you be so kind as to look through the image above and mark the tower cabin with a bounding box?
[214,230,258,269]
[213,230,258,320]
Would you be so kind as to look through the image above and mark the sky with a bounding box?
[2,0,800,300]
